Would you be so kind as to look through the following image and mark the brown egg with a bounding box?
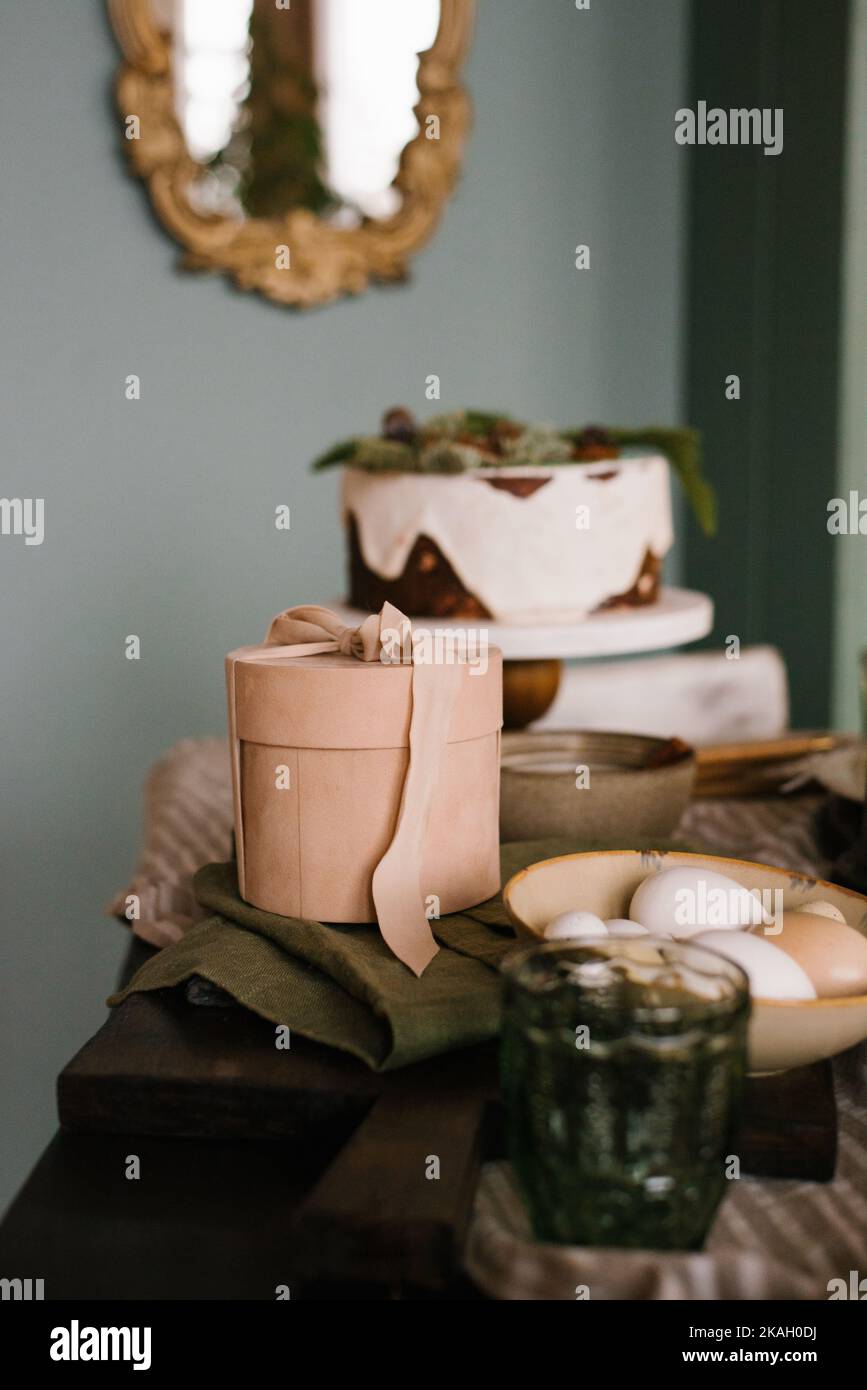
[751,912,867,998]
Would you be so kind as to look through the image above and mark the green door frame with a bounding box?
[684,0,850,727]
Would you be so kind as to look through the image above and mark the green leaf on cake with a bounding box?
[314,437,421,473]
[607,426,718,537]
[311,437,359,471]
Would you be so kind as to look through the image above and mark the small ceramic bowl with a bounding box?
[500,731,695,843]
[503,849,867,1073]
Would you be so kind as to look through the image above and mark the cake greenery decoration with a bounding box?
[313,409,717,535]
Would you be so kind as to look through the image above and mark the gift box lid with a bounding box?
[228,646,502,751]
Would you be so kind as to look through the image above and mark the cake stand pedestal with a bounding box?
[333,587,714,728]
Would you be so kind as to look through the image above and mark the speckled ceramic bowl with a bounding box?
[500,731,696,843]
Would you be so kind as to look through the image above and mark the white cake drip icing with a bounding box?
[343,456,674,623]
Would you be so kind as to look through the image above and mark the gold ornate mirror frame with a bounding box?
[107,0,476,308]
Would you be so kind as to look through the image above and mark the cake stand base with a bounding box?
[503,659,562,729]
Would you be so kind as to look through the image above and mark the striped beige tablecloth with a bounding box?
[110,738,867,1300]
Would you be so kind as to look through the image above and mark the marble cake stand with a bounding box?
[333,587,714,727]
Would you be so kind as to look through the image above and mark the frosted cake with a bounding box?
[314,410,714,625]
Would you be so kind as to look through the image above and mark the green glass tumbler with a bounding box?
[500,937,750,1250]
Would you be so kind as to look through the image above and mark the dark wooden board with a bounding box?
[58,992,500,1292]
[742,1065,837,1181]
[0,1131,323,1301]
[55,989,837,1292]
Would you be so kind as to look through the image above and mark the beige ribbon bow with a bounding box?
[228,603,464,976]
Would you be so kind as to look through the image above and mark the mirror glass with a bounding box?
[152,0,441,224]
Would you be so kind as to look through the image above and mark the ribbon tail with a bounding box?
[371,661,465,976]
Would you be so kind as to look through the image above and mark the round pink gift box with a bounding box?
[226,646,503,924]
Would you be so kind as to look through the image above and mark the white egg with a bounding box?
[543,911,609,941]
[604,918,651,937]
[629,866,773,940]
[693,929,816,1001]
[799,899,847,924]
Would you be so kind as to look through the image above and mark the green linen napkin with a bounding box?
[108,837,692,1071]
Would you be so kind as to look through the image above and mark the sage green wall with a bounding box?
[832,0,867,732]
[0,0,688,1216]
